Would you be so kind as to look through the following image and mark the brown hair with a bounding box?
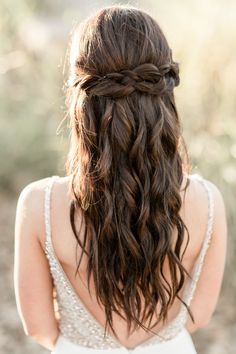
[65,4,192,338]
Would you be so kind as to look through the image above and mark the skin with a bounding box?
[14,174,227,351]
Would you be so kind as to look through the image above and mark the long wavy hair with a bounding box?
[65,5,192,338]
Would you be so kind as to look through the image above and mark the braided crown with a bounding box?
[69,62,179,98]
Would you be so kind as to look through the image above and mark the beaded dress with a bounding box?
[44,174,214,354]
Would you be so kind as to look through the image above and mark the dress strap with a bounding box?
[44,175,60,245]
[183,174,214,307]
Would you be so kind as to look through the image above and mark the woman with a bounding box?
[14,5,227,354]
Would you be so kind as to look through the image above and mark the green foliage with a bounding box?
[0,0,70,194]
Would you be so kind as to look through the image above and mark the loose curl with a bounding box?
[65,5,192,339]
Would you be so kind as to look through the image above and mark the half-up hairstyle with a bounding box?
[65,4,192,339]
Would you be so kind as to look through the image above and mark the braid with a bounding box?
[69,63,180,98]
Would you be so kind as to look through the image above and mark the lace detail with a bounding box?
[44,174,214,350]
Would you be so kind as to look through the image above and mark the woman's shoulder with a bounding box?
[17,175,70,202]
[185,173,225,209]
[15,175,71,232]
[182,173,226,237]
[16,176,50,218]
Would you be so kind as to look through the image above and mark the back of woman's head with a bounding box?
[66,4,191,337]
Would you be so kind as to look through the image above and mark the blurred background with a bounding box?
[0,0,235,353]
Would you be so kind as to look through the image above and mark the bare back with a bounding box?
[36,173,226,348]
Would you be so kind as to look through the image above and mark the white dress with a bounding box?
[44,174,214,354]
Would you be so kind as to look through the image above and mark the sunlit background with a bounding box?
[0,0,235,353]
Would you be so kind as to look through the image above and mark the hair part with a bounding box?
[65,4,192,339]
